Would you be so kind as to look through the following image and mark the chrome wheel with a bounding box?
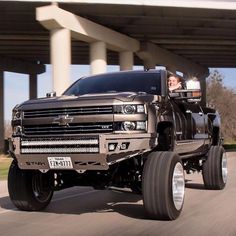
[172,162,185,210]
[221,152,228,184]
[203,146,227,190]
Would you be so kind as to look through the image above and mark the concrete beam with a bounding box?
[36,5,140,52]
[163,45,236,50]
[0,56,45,75]
[33,0,236,10]
[137,42,209,78]
[143,59,156,70]
[153,39,236,46]
[0,71,4,152]
[166,66,177,74]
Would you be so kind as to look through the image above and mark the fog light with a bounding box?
[108,143,117,151]
[120,142,130,150]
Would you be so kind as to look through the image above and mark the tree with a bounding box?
[207,70,236,142]
[4,120,12,139]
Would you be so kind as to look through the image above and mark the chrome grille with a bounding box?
[20,137,99,154]
[23,123,113,136]
[24,106,113,118]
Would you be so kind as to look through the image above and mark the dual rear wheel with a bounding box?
[142,146,227,220]
[142,152,185,220]
[202,146,227,190]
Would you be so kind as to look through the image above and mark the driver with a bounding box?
[168,74,182,92]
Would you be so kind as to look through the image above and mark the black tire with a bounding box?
[202,146,227,190]
[142,152,185,220]
[8,160,54,211]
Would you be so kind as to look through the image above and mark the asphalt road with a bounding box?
[1,152,236,236]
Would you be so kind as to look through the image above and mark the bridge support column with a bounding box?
[119,51,133,71]
[0,71,4,152]
[50,28,71,95]
[29,74,37,99]
[90,41,107,75]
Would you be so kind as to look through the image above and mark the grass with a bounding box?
[0,154,12,180]
[223,144,236,151]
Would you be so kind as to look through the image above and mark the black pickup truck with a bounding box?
[8,69,227,220]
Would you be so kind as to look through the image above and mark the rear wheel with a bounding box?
[8,160,54,211]
[142,152,185,220]
[202,146,227,190]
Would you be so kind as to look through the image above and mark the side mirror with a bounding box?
[170,80,202,102]
[186,80,201,102]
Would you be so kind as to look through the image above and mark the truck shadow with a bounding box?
[0,196,15,210]
[0,188,147,220]
[0,182,206,220]
[45,188,147,219]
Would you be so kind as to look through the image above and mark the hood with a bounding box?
[17,92,154,110]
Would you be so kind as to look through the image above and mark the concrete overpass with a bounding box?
[0,0,236,151]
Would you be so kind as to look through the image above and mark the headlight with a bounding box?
[12,108,22,136]
[12,125,22,136]
[12,109,22,120]
[114,104,145,114]
[136,121,146,130]
[136,105,145,113]
[122,121,136,131]
[121,121,146,131]
[123,105,136,114]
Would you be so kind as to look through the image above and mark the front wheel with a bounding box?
[142,152,185,220]
[8,160,54,211]
[202,146,227,190]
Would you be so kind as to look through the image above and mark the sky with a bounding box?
[4,66,236,121]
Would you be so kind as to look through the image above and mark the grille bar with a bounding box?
[24,106,113,118]
[23,123,113,136]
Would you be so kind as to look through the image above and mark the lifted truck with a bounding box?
[8,70,227,220]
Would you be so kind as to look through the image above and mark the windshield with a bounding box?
[64,71,162,96]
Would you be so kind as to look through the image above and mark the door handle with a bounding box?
[199,112,203,116]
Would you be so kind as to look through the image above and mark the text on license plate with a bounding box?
[48,157,73,169]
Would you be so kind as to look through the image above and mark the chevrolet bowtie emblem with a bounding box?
[52,114,74,126]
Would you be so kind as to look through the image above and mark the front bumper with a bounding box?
[10,133,156,171]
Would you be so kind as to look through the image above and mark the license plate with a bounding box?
[48,157,73,169]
